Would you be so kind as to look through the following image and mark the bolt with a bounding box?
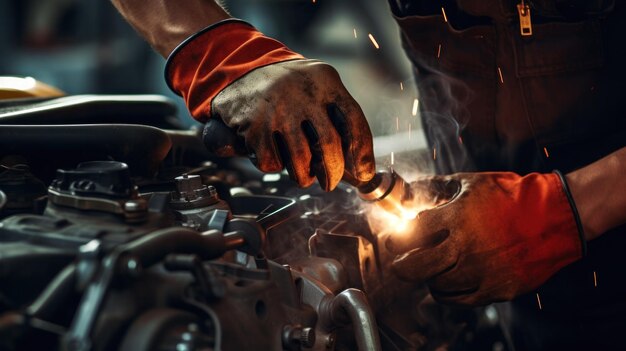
[325,333,336,349]
[283,325,316,350]
[124,199,147,212]
[120,256,142,277]
[300,327,316,348]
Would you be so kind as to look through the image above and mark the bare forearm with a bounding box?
[110,0,230,57]
[566,147,626,241]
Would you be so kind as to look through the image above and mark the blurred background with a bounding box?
[0,0,429,169]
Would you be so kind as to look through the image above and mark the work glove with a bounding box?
[389,171,586,306]
[165,19,375,191]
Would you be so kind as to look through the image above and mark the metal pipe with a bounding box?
[26,264,77,319]
[326,288,382,351]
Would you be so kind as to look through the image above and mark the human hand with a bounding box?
[388,172,585,306]
[166,20,374,191]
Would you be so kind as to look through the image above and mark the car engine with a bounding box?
[0,95,501,351]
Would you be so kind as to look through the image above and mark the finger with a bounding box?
[428,265,479,299]
[272,132,296,181]
[301,120,344,191]
[245,130,283,173]
[390,210,459,282]
[279,129,315,188]
[202,118,248,157]
[328,100,375,183]
[430,289,483,307]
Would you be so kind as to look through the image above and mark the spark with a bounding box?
[353,28,357,38]
[391,151,394,165]
[368,33,380,49]
[458,136,463,144]
[400,82,404,91]
[433,147,437,160]
[593,271,598,287]
[441,7,448,22]
[497,67,504,84]
[437,44,442,58]
[412,99,419,116]
[536,293,543,310]
[543,147,550,158]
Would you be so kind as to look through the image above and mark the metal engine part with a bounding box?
[0,96,507,351]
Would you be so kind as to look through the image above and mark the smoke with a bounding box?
[417,69,476,174]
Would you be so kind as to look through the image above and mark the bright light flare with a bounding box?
[365,202,417,237]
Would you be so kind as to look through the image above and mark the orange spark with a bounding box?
[543,147,550,158]
[437,44,442,58]
[433,148,437,160]
[536,293,543,310]
[412,99,419,116]
[593,271,598,287]
[441,7,448,22]
[497,67,504,83]
[353,28,357,38]
[368,33,380,49]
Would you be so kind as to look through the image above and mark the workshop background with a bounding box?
[0,0,428,159]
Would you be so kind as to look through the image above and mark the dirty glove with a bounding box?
[165,19,375,190]
[389,171,586,306]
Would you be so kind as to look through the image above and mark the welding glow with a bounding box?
[412,99,419,116]
[368,33,380,49]
[364,202,416,237]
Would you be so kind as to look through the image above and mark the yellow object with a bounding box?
[0,76,65,99]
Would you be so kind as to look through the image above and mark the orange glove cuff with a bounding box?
[497,172,584,288]
[165,19,304,122]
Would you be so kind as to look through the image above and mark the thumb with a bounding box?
[202,118,248,157]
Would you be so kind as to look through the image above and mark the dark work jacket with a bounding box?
[389,0,626,350]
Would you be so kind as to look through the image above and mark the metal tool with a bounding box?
[348,169,412,218]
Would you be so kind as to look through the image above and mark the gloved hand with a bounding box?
[389,171,586,306]
[166,19,375,191]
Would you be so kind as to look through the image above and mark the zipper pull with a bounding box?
[517,1,533,36]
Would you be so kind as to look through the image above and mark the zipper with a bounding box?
[517,0,533,36]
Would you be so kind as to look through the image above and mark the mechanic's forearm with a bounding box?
[566,147,626,241]
[110,0,230,57]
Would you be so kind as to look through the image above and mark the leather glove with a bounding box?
[166,19,375,190]
[389,171,586,306]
